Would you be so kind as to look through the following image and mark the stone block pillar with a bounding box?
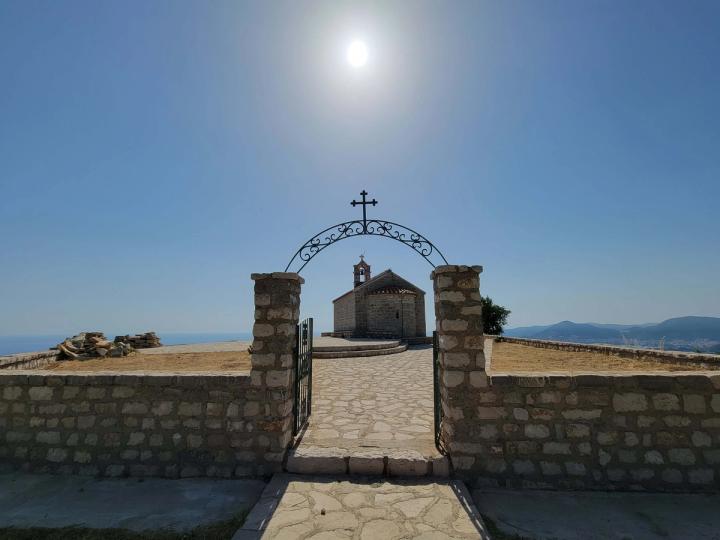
[250,272,303,472]
[431,264,487,474]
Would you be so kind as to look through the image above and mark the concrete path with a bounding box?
[234,474,490,539]
[0,472,265,532]
[473,488,720,540]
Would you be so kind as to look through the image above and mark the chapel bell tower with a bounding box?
[353,255,371,288]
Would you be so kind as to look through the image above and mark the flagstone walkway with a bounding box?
[298,346,437,456]
[233,474,490,540]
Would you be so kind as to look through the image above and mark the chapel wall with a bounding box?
[414,292,427,338]
[401,294,418,338]
[354,290,368,337]
[367,294,403,337]
[333,295,355,333]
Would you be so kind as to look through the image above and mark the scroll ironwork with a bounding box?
[285,190,448,273]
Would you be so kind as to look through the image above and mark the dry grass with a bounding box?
[42,342,717,374]
[45,351,252,372]
[490,341,716,373]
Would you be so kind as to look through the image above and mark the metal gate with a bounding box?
[293,318,313,435]
[433,330,445,453]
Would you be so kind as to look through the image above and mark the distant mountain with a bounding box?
[504,316,720,353]
[582,322,656,330]
[533,321,620,341]
[503,321,657,338]
[503,324,553,337]
[628,317,720,341]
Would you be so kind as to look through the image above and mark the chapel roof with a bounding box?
[332,269,425,303]
[369,285,417,295]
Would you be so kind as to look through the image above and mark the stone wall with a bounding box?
[401,294,418,337]
[495,336,720,369]
[431,265,720,493]
[0,272,303,480]
[354,271,424,337]
[453,372,720,491]
[367,293,417,338]
[333,293,355,334]
[415,293,427,340]
[0,351,60,371]
[0,371,276,478]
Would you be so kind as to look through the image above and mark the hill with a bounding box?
[504,316,720,353]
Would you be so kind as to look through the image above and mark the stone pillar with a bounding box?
[431,264,487,475]
[250,272,303,473]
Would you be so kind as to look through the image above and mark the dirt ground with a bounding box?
[490,341,717,372]
[41,342,716,373]
[45,351,252,372]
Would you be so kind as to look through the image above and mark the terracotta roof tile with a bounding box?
[369,285,417,295]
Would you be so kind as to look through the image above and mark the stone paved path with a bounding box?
[299,346,437,456]
[234,474,490,540]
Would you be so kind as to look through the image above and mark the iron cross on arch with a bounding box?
[284,189,448,272]
[351,190,377,232]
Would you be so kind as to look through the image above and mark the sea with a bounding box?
[0,332,253,356]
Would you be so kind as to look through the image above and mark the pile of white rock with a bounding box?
[56,332,133,359]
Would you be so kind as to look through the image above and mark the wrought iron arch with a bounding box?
[285,191,449,273]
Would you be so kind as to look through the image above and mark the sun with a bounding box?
[346,40,368,68]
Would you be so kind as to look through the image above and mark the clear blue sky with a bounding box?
[1,0,719,335]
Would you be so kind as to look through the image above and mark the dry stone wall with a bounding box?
[454,372,720,491]
[0,351,60,371]
[0,371,276,478]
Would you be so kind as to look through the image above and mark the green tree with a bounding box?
[481,296,511,335]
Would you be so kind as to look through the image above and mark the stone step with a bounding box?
[285,445,450,477]
[313,344,408,359]
[313,340,401,352]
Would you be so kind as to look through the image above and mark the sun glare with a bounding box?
[347,40,368,68]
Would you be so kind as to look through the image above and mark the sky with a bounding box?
[1,0,719,336]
